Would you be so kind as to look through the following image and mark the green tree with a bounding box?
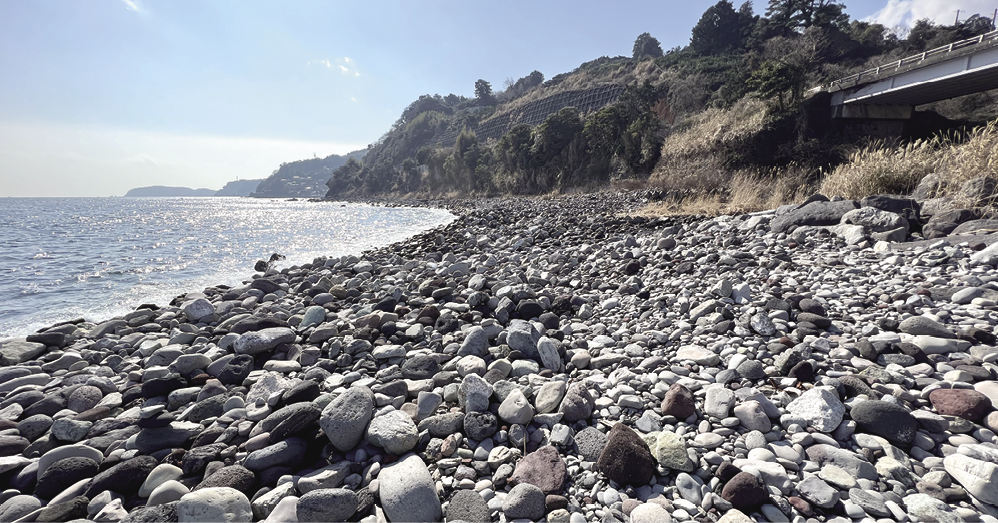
[766,0,847,32]
[533,107,584,164]
[453,129,480,191]
[497,71,546,102]
[399,158,420,193]
[632,33,664,60]
[474,79,496,105]
[497,124,535,172]
[691,0,750,55]
[325,157,364,196]
[747,60,797,110]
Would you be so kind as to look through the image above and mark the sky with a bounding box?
[0,0,992,197]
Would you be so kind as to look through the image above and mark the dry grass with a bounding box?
[649,98,769,192]
[818,139,937,199]
[633,97,819,217]
[819,119,998,206]
[636,169,814,217]
[659,97,768,158]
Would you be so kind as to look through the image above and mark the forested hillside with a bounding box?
[252,150,365,198]
[321,0,997,199]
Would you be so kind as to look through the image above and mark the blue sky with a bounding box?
[0,0,988,196]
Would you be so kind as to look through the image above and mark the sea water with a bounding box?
[0,197,453,339]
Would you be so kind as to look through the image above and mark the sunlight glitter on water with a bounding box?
[0,197,453,339]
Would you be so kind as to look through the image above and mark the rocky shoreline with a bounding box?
[3,190,998,523]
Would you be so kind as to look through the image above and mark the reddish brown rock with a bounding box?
[929,389,993,422]
[509,445,566,494]
[661,383,696,419]
[596,424,654,486]
[788,496,813,516]
[721,472,770,510]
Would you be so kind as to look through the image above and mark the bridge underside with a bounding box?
[830,44,998,119]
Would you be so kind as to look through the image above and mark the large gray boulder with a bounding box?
[319,386,374,452]
[840,207,908,233]
[860,194,919,217]
[506,320,541,361]
[951,219,998,236]
[378,454,441,523]
[770,199,860,233]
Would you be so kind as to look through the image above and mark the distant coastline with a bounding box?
[124,178,262,197]
[123,185,216,197]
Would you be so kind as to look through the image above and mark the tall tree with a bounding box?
[632,33,664,59]
[691,0,749,55]
[766,0,847,32]
[474,79,496,105]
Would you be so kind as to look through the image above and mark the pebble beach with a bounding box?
[4,190,998,523]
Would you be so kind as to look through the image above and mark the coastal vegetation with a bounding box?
[253,150,365,198]
[820,120,998,204]
[307,0,996,207]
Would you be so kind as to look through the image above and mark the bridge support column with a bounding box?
[831,104,914,119]
[831,104,914,140]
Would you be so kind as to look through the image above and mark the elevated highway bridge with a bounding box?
[819,30,998,126]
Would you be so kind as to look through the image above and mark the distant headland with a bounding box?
[124,179,262,197]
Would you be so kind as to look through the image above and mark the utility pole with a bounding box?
[992,9,997,25]
[955,9,961,24]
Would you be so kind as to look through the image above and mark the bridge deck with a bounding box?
[823,31,998,110]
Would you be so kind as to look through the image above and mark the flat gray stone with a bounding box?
[498,388,534,425]
[176,487,253,523]
[0,495,42,522]
[234,327,296,355]
[944,453,998,505]
[506,320,541,361]
[796,475,838,508]
[534,381,566,414]
[295,461,352,494]
[182,298,216,322]
[0,339,47,366]
[243,437,306,472]
[849,488,890,517]
[458,326,489,358]
[295,488,357,522]
[147,480,189,507]
[502,483,545,521]
[733,400,771,432]
[704,386,735,418]
[805,445,877,480]
[903,493,964,523]
[899,316,954,339]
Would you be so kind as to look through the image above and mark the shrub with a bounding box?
[819,120,998,205]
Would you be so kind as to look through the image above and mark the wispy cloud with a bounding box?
[308,57,360,77]
[121,0,142,12]
[868,0,994,28]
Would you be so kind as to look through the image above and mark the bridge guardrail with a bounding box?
[818,29,998,92]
